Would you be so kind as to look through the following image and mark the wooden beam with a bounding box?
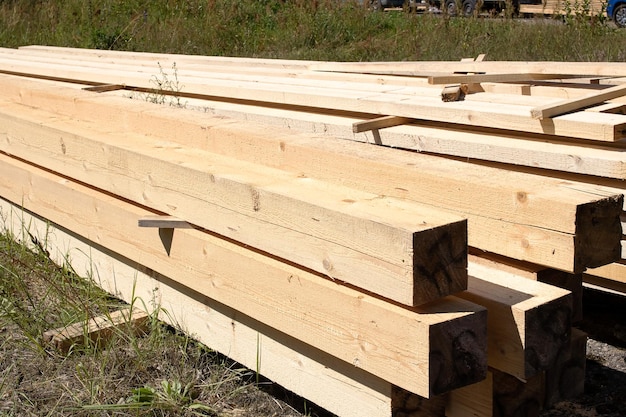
[0,85,621,272]
[0,153,487,397]
[42,307,149,353]
[0,104,469,307]
[531,84,626,119]
[457,260,572,380]
[83,84,126,93]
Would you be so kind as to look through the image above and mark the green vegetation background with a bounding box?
[1,0,625,61]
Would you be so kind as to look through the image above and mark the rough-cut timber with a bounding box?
[0,102,469,307]
[0,153,487,397]
[0,79,621,272]
[0,198,394,417]
[456,261,572,380]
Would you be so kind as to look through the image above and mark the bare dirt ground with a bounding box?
[541,288,626,417]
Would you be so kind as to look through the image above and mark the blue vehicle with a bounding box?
[607,0,626,27]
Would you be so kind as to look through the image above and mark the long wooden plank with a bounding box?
[311,61,626,78]
[0,152,487,397]
[3,79,621,272]
[17,44,319,69]
[0,47,437,91]
[457,261,572,380]
[531,84,626,119]
[14,46,626,105]
[0,198,393,417]
[0,103,469,307]
[428,73,582,85]
[0,56,624,141]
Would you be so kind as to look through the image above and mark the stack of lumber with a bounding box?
[0,46,624,417]
[518,0,606,16]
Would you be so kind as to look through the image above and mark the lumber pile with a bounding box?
[518,0,606,16]
[0,46,624,417]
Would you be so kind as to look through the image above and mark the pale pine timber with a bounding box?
[0,95,620,274]
[6,75,626,182]
[0,199,394,417]
[16,45,626,106]
[0,55,625,141]
[0,152,488,397]
[456,261,572,380]
[2,81,621,272]
[0,103,469,307]
[2,76,624,270]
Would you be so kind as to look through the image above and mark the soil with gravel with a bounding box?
[540,288,626,417]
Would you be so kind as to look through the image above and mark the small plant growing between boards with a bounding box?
[142,62,187,108]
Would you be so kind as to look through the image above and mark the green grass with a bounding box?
[0,0,625,61]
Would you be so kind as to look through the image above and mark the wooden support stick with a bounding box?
[83,84,126,93]
[531,83,626,119]
[43,307,149,353]
[352,115,414,133]
[138,215,192,229]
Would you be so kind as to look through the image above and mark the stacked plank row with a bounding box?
[0,46,623,417]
